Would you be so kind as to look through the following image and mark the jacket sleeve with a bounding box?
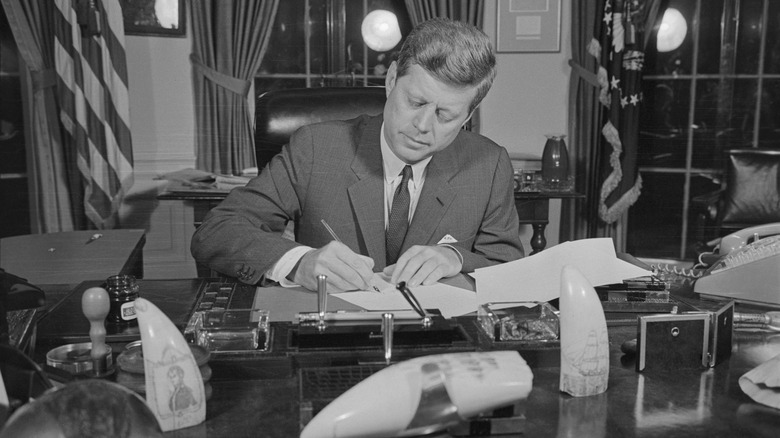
[458,148,524,272]
[190,126,317,284]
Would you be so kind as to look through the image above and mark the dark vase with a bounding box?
[541,134,569,189]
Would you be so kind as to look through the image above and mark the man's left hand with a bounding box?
[383,245,462,287]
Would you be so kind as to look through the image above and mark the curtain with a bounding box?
[52,0,133,230]
[190,0,279,175]
[2,0,74,232]
[404,0,484,26]
[562,0,664,250]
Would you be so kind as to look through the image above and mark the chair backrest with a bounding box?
[719,148,780,228]
[254,87,387,170]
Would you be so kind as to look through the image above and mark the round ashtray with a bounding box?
[116,340,210,374]
[47,342,113,375]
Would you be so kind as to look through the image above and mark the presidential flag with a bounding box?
[593,0,645,224]
[53,0,132,229]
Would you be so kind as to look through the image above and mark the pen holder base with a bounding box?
[291,310,465,350]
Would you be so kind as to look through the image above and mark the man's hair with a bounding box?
[395,18,497,113]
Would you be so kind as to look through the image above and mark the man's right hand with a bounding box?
[291,241,375,292]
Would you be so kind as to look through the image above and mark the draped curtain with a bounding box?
[403,0,484,26]
[561,0,665,251]
[190,0,279,175]
[3,0,132,231]
[2,0,74,232]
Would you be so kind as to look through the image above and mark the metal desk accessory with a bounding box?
[292,279,466,350]
[183,281,270,355]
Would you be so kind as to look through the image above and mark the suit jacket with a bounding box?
[191,115,523,284]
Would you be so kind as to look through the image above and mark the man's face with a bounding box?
[383,62,477,164]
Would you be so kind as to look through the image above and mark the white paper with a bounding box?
[471,238,652,305]
[333,273,478,318]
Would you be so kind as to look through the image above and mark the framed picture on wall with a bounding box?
[120,0,186,37]
[496,0,561,53]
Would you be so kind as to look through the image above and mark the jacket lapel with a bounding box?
[403,141,459,251]
[348,117,387,265]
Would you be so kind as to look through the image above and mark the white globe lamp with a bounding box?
[361,10,401,52]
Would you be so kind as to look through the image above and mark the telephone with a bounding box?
[693,223,780,307]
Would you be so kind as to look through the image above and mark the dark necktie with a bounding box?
[386,165,413,265]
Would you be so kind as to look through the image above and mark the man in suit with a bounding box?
[191,18,524,293]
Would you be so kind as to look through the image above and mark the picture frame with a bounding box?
[496,0,561,53]
[121,0,186,37]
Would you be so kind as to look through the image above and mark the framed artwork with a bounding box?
[121,0,186,37]
[496,0,561,53]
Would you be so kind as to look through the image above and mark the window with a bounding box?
[254,0,412,93]
[627,0,780,260]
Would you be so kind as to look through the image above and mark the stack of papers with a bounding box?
[332,274,477,319]
[156,168,251,192]
[472,238,651,305]
[331,238,651,318]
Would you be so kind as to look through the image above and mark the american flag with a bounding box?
[53,0,132,229]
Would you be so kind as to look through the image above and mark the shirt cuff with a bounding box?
[266,245,313,287]
[437,243,464,268]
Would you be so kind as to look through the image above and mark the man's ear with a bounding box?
[461,109,475,129]
[385,61,398,95]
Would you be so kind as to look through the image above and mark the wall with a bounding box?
[482,0,572,250]
[122,31,197,278]
[122,1,572,278]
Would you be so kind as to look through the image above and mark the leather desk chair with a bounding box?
[692,148,780,248]
[254,87,387,170]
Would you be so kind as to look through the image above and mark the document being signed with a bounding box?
[332,273,478,319]
[471,237,652,306]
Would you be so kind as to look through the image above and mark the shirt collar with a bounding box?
[380,122,431,184]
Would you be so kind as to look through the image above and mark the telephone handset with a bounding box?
[693,222,780,306]
[716,222,780,256]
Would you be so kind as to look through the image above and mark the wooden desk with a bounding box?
[515,191,584,254]
[0,229,146,284]
[28,278,780,437]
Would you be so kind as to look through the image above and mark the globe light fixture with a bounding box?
[154,0,179,29]
[361,10,401,52]
[656,8,687,53]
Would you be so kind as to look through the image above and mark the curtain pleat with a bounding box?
[191,0,279,175]
[2,0,75,232]
[404,0,483,26]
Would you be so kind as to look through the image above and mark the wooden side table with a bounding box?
[515,191,584,254]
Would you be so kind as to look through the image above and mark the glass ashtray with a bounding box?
[477,302,559,342]
[184,308,270,353]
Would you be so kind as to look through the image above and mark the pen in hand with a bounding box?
[320,219,342,243]
[321,219,380,292]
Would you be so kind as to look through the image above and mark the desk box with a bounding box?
[636,301,734,372]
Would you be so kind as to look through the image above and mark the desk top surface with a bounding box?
[28,278,780,438]
[0,230,145,285]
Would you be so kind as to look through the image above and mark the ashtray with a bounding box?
[477,302,559,342]
[46,342,113,375]
[184,308,270,353]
